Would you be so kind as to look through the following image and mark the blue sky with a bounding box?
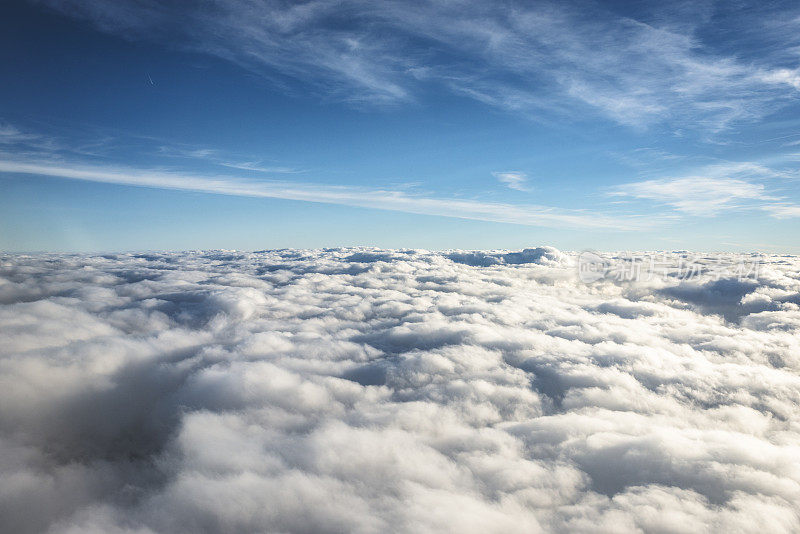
[1,0,800,252]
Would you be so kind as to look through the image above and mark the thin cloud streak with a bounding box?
[611,161,800,217]
[614,177,770,216]
[157,145,305,174]
[0,159,644,230]
[218,161,306,174]
[764,203,800,218]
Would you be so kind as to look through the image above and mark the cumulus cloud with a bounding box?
[1,248,800,533]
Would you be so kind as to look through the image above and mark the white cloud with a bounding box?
[760,68,800,90]
[614,176,768,215]
[492,171,530,191]
[611,162,800,217]
[763,203,800,218]
[1,248,800,532]
[0,158,641,230]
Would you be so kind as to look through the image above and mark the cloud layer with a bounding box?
[1,248,800,533]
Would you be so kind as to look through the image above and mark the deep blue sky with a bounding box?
[1,0,799,252]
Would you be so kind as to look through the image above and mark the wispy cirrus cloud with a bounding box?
[0,120,306,176]
[0,119,637,230]
[217,161,305,174]
[0,122,37,144]
[0,158,646,230]
[37,0,800,131]
[0,121,61,152]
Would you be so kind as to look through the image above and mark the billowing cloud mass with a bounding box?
[1,248,800,533]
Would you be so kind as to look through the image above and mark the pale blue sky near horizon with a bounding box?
[1,0,800,253]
